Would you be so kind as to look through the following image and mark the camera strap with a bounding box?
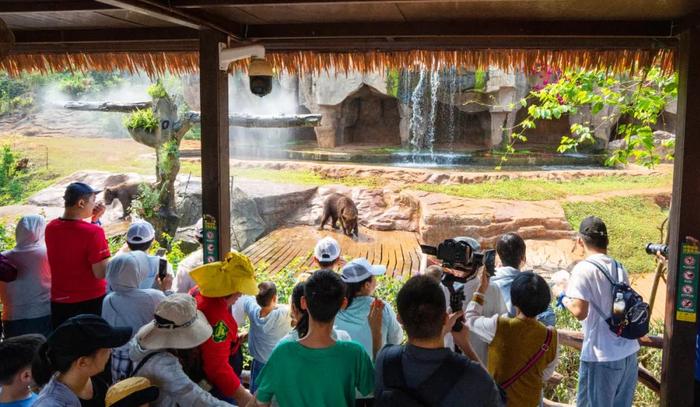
[499,326,554,390]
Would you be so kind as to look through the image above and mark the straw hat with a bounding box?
[190,251,258,297]
[135,294,212,350]
[106,377,159,407]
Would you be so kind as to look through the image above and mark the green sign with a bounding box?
[675,243,699,323]
[203,214,218,264]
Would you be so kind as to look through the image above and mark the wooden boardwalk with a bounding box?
[242,225,423,278]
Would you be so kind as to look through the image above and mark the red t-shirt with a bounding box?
[196,294,242,397]
[45,218,110,303]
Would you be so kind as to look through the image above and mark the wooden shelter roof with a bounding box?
[1,0,700,74]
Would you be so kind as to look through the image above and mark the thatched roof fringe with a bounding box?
[1,48,675,77]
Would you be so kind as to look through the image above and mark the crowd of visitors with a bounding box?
[0,182,650,407]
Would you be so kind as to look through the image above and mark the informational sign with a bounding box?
[202,214,218,264]
[676,242,699,322]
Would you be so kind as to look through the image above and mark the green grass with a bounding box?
[231,167,385,188]
[563,196,669,274]
[414,174,672,201]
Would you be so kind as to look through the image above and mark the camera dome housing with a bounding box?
[248,57,273,97]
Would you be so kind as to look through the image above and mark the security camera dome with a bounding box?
[248,57,273,97]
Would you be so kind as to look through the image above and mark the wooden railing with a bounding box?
[557,330,662,394]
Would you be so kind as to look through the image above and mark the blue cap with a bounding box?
[64,182,101,207]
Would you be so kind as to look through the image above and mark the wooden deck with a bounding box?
[242,225,423,277]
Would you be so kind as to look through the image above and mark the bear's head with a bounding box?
[103,188,117,205]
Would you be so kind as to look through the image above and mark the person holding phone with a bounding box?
[116,221,173,294]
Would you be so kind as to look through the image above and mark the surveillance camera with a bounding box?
[248,57,273,97]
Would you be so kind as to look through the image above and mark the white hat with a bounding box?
[341,258,386,283]
[314,237,340,263]
[135,294,212,350]
[127,221,156,245]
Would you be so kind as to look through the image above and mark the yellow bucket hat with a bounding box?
[190,251,258,297]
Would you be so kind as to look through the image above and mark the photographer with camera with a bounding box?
[421,237,507,366]
[558,216,640,407]
[465,268,559,407]
[375,275,505,407]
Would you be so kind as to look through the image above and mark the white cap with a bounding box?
[341,258,386,283]
[127,220,156,245]
[314,237,341,263]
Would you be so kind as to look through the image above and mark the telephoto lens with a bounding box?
[645,243,669,257]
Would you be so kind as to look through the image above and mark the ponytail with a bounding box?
[32,342,89,386]
[31,342,56,387]
[291,283,310,338]
[345,276,372,308]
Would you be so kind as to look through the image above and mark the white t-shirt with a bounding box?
[565,253,640,362]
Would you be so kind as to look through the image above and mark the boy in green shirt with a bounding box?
[249,270,375,407]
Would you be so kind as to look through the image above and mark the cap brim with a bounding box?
[104,326,134,348]
[110,386,159,407]
[370,265,387,276]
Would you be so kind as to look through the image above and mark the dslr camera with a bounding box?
[645,243,669,258]
[420,237,496,332]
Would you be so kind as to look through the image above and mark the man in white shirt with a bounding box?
[561,216,639,407]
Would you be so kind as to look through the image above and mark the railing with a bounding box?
[557,330,663,394]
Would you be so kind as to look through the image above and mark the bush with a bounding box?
[124,109,158,133]
[147,80,169,99]
[131,183,161,220]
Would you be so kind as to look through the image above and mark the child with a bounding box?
[465,270,559,407]
[251,270,375,406]
[240,282,292,394]
[0,334,45,407]
[190,251,258,405]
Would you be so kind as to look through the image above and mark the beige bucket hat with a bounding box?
[135,293,212,350]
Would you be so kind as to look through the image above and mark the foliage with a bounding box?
[158,139,180,178]
[108,234,127,255]
[414,173,672,201]
[150,233,186,272]
[124,108,158,133]
[0,222,17,252]
[563,196,669,274]
[131,183,161,220]
[184,125,201,140]
[386,69,400,98]
[58,71,123,98]
[474,70,487,91]
[0,145,38,205]
[147,80,169,100]
[503,67,678,169]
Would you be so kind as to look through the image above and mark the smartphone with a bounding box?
[483,249,496,276]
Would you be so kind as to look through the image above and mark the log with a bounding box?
[184,111,322,128]
[64,101,152,112]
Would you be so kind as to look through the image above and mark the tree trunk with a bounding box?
[65,101,152,113]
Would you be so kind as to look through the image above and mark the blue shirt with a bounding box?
[241,296,292,364]
[335,296,404,357]
[491,266,556,327]
[0,392,37,407]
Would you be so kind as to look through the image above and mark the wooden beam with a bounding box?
[0,1,117,13]
[245,20,675,40]
[660,26,700,407]
[261,37,678,52]
[199,29,231,261]
[97,0,243,39]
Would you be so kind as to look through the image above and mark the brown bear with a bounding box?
[103,181,143,219]
[319,193,359,237]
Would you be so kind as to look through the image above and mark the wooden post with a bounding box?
[660,26,700,407]
[199,29,231,261]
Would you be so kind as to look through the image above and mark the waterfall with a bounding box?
[408,69,427,153]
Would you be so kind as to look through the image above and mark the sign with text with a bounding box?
[676,243,699,322]
[202,214,218,264]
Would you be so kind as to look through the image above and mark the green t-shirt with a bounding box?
[255,340,375,406]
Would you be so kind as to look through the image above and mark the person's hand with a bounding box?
[368,298,384,337]
[476,266,489,295]
[441,310,464,338]
[91,202,106,222]
[687,236,700,246]
[158,273,173,292]
[238,330,249,343]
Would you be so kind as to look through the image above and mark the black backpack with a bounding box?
[587,259,650,340]
[378,345,468,407]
